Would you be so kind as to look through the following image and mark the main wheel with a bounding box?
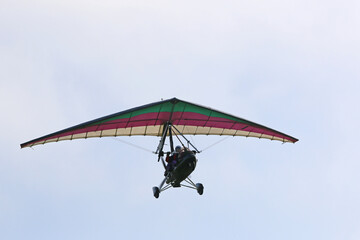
[152,187,160,198]
[196,183,204,195]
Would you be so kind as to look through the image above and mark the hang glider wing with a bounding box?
[20,98,298,148]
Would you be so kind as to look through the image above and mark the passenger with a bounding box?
[164,145,182,176]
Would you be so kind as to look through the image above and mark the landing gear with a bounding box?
[152,177,168,199]
[196,183,204,195]
[152,177,204,198]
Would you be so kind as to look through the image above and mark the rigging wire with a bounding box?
[190,135,197,149]
[111,137,155,154]
[172,129,186,148]
[200,136,231,152]
[111,134,230,155]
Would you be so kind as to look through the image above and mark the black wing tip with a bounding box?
[287,136,299,143]
[20,143,27,149]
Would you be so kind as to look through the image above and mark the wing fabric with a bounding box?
[21,98,298,148]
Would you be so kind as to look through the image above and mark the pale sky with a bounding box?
[1,1,360,239]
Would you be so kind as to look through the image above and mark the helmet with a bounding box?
[175,145,182,152]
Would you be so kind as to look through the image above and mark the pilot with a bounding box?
[164,145,182,176]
